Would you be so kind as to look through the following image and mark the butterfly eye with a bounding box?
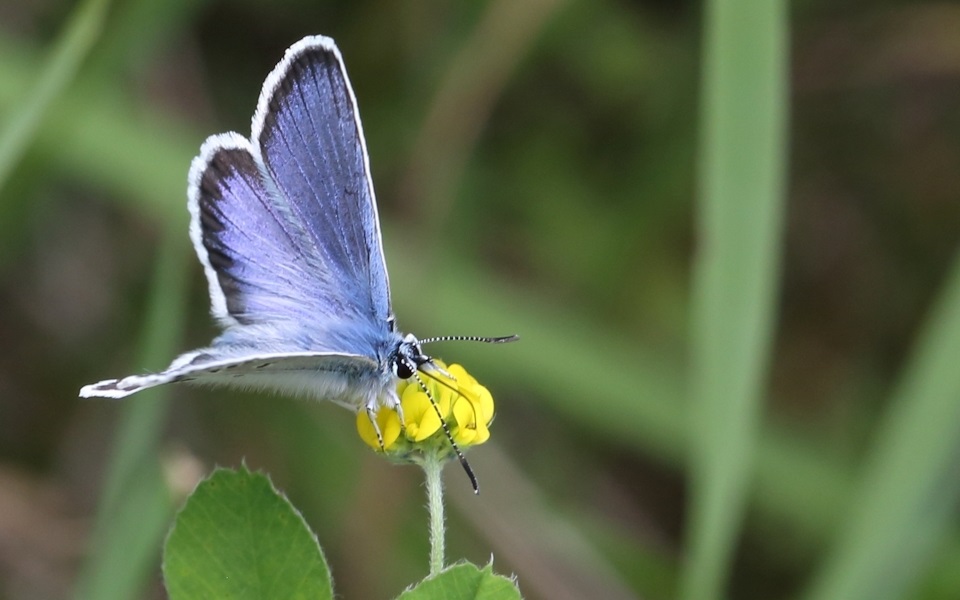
[393,357,415,379]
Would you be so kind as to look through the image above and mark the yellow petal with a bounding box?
[451,395,490,446]
[475,384,494,425]
[400,384,451,442]
[355,407,402,451]
[452,396,477,429]
[472,420,490,445]
[447,364,476,389]
[447,364,494,424]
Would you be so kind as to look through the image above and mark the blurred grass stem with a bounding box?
[803,250,960,598]
[73,226,190,600]
[682,0,788,598]
[400,0,563,247]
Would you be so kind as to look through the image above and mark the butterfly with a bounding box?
[80,35,516,488]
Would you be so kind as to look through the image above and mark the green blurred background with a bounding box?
[1,1,959,599]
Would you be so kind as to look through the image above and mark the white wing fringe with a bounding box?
[79,372,176,399]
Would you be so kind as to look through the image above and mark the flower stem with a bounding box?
[422,451,446,576]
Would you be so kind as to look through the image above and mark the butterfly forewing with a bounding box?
[253,38,392,329]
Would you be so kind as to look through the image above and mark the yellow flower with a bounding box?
[355,360,496,459]
[355,405,402,450]
[447,364,494,446]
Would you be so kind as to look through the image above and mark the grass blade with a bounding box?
[803,249,960,600]
[0,0,111,194]
[72,226,191,600]
[680,0,789,598]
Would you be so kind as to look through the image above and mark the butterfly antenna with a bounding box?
[418,334,519,345]
[412,371,479,494]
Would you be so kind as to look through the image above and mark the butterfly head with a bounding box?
[391,333,431,380]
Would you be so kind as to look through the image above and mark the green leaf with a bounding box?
[398,562,522,600]
[163,467,333,600]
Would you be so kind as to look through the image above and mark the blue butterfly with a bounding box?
[80,36,515,485]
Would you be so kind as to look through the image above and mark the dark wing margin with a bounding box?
[251,36,392,328]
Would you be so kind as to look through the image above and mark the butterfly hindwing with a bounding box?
[79,350,380,405]
[190,133,336,327]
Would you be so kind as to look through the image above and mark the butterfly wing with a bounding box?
[190,133,330,330]
[81,37,402,405]
[183,36,400,391]
[192,36,394,353]
[253,36,391,328]
[79,350,380,408]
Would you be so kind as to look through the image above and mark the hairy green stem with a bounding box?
[422,452,446,575]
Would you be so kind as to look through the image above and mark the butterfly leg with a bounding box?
[365,405,386,451]
[390,395,406,430]
[382,393,407,440]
